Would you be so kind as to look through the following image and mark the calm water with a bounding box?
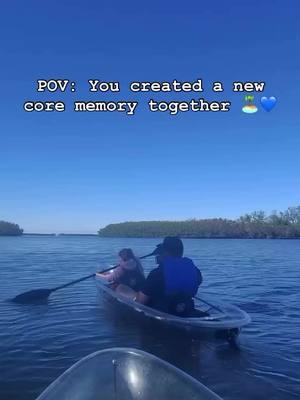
[0,236,299,400]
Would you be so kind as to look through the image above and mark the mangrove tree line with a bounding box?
[98,206,300,239]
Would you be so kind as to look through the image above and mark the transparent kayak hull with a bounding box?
[95,276,251,335]
[36,348,222,400]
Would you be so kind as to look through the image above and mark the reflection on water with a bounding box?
[0,236,299,399]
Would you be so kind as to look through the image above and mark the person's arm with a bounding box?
[95,272,114,282]
[111,265,125,281]
[96,265,124,282]
[135,269,161,304]
[135,291,149,304]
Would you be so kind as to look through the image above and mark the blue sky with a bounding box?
[0,1,299,233]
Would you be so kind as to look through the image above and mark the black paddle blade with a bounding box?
[11,289,53,303]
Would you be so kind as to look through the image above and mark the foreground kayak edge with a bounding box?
[35,348,223,400]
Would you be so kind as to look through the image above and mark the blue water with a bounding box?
[0,236,299,400]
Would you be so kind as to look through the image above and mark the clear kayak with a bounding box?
[35,348,222,400]
[95,275,251,344]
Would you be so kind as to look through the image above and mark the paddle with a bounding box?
[11,251,155,304]
[194,296,223,314]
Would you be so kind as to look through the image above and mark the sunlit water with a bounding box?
[0,236,299,400]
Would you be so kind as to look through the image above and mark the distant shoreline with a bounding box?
[96,236,300,240]
[23,233,98,237]
[1,234,298,240]
[2,206,300,239]
[0,233,98,237]
[97,208,300,239]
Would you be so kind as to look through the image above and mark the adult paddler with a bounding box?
[136,237,203,317]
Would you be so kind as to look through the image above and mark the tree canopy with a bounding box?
[98,206,300,239]
[0,221,23,236]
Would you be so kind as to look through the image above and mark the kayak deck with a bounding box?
[95,276,251,332]
[36,348,223,400]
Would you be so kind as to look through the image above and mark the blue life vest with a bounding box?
[162,256,199,297]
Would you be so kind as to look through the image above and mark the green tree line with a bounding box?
[0,221,23,236]
[98,206,300,239]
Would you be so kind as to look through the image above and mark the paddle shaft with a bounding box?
[51,251,155,292]
[12,250,156,303]
[52,273,96,292]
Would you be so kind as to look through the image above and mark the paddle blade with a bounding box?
[11,289,53,303]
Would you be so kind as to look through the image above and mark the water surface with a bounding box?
[0,236,299,399]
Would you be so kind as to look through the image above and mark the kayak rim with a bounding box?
[95,276,251,331]
[35,347,223,400]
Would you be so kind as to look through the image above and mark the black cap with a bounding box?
[154,237,184,257]
[152,243,164,256]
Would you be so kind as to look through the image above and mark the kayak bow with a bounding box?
[35,348,223,400]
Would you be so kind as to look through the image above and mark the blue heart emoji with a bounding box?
[260,96,277,112]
